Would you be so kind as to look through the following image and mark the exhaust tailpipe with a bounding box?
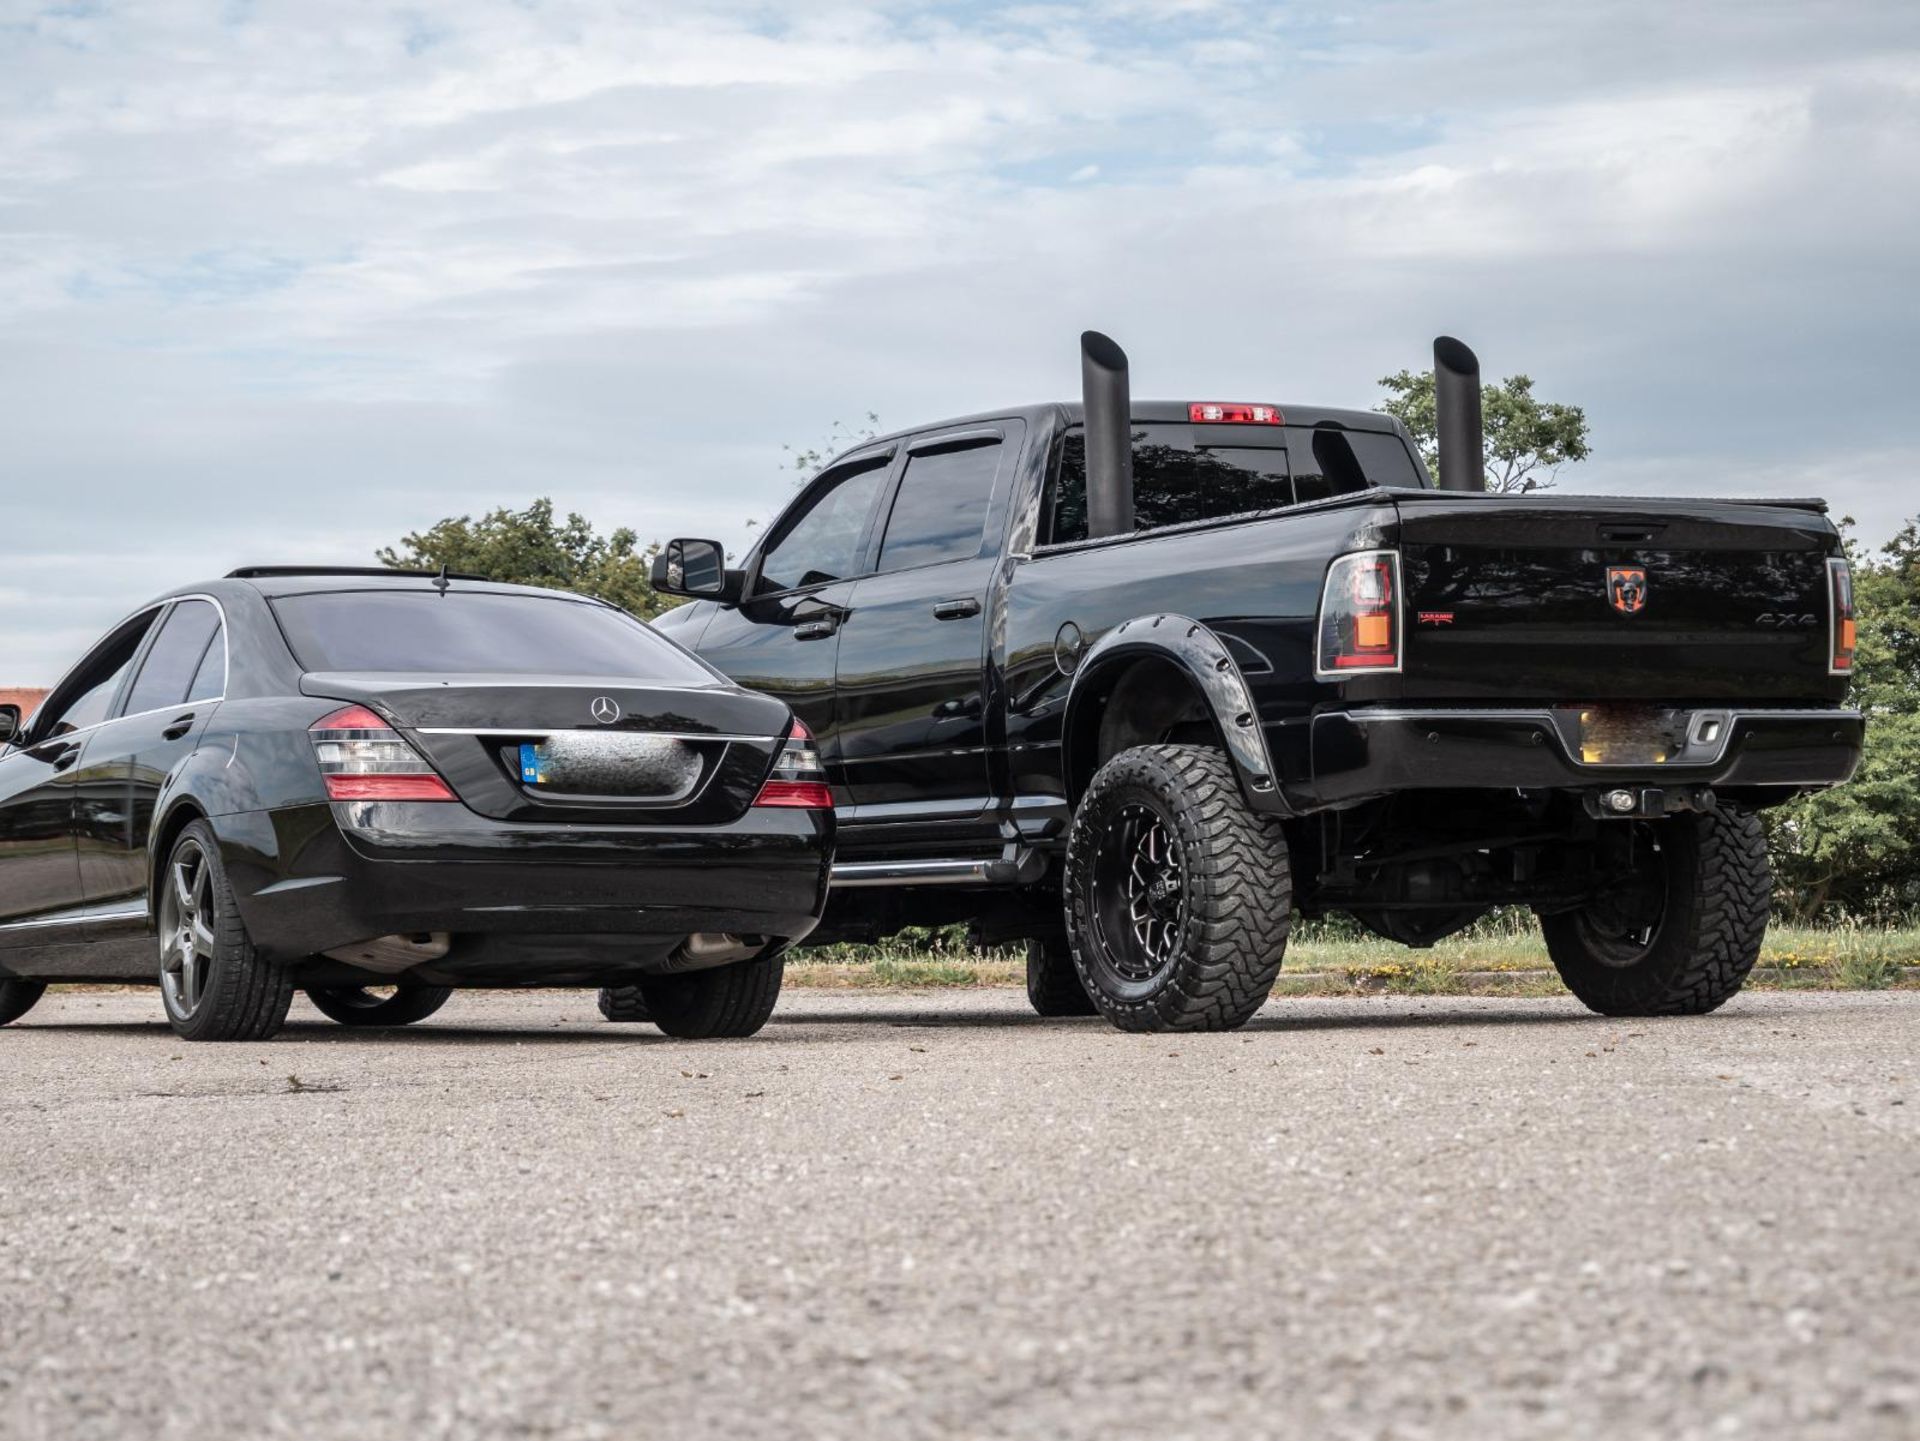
[1432,336,1485,493]
[1081,330,1135,536]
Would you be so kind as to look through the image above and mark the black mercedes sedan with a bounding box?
[0,568,833,1041]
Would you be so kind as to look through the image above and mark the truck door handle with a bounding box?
[932,598,981,621]
[51,745,80,772]
[162,713,196,741]
[793,619,838,641]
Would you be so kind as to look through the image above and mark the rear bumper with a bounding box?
[218,800,832,979]
[1284,706,1865,812]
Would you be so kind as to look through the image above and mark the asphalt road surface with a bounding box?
[2,987,1915,1441]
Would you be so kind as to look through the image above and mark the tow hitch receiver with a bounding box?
[1584,785,1716,820]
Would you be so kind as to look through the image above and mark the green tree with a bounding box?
[377,498,673,619]
[779,412,882,482]
[1378,369,1591,493]
[1767,518,1920,920]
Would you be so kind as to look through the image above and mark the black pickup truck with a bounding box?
[645,334,1864,1032]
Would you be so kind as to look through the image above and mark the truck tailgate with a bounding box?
[1388,493,1847,705]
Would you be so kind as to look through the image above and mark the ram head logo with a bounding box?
[1607,566,1648,615]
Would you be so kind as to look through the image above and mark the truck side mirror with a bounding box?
[0,705,20,746]
[651,538,739,603]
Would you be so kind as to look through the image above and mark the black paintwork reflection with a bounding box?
[1400,541,1843,703]
[1,575,832,984]
[836,557,994,809]
[0,740,83,931]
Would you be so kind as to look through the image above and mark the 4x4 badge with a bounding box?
[1607,566,1648,615]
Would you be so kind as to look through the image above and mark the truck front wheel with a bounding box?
[1065,745,1291,1032]
[1539,804,1769,1016]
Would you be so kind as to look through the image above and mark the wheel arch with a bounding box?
[147,797,212,924]
[1060,614,1286,812]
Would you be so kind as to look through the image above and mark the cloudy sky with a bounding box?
[3,0,1917,682]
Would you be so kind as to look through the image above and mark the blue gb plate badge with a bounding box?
[518,743,548,784]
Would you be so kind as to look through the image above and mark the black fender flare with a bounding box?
[1060,614,1286,813]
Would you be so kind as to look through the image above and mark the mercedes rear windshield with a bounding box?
[270,590,716,682]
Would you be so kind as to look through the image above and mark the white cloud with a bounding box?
[0,0,1917,681]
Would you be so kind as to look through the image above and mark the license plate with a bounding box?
[1576,706,1687,766]
[515,733,703,800]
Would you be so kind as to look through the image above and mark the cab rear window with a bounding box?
[1043,422,1422,545]
[271,590,716,683]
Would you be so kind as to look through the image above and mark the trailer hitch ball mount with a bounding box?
[1585,786,1717,821]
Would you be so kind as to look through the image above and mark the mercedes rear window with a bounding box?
[270,591,716,683]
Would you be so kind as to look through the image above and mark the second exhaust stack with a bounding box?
[1081,330,1135,537]
[1432,336,1486,493]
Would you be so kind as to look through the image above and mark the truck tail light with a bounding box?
[1829,557,1856,675]
[753,719,833,809]
[1189,402,1283,425]
[1315,550,1403,678]
[309,704,456,801]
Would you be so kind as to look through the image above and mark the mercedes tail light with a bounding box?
[309,705,456,801]
[1829,557,1856,676]
[752,719,833,809]
[1315,550,1403,678]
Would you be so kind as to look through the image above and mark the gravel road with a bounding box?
[2,987,1915,1441]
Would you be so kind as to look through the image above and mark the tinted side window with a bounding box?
[125,601,222,714]
[34,610,161,738]
[1045,426,1293,545]
[1346,430,1423,487]
[186,623,227,702]
[757,457,890,594]
[876,440,1002,573]
[1286,426,1421,502]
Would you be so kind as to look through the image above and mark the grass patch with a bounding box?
[784,920,1920,993]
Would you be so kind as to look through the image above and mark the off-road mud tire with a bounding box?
[1539,804,1769,1016]
[1065,745,1291,1032]
[596,986,653,1023]
[1025,936,1098,1017]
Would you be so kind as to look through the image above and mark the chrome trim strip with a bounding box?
[412,728,775,742]
[830,859,1000,888]
[0,904,148,933]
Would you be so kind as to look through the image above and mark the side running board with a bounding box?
[830,847,1045,889]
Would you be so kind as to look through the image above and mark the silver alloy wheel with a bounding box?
[159,838,218,1019]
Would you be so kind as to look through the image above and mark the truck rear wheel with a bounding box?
[1065,744,1291,1032]
[1539,804,1769,1016]
[1025,936,1097,1017]
[640,954,784,1039]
